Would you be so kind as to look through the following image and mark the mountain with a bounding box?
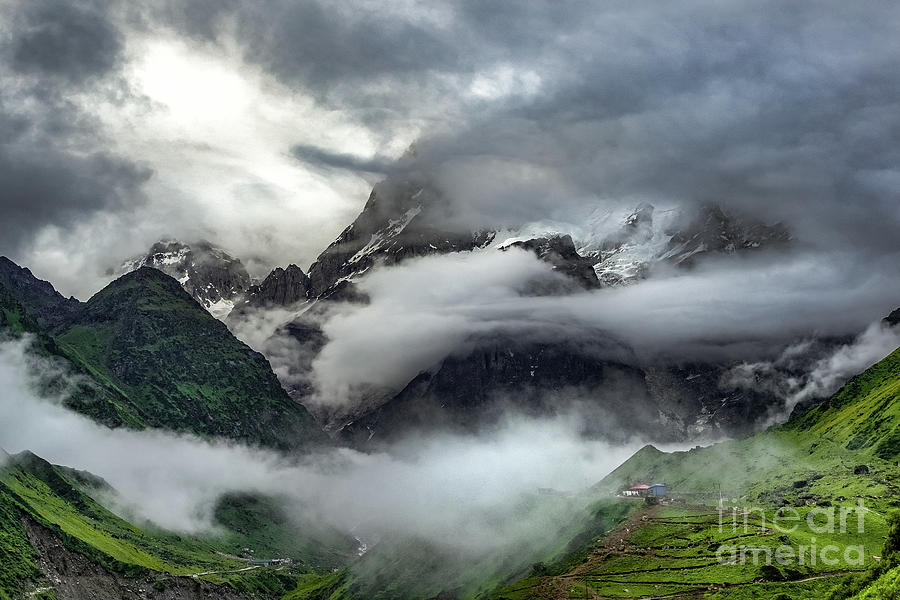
[492,335,900,600]
[337,336,659,446]
[53,267,326,450]
[1,257,327,450]
[226,177,817,446]
[246,264,310,307]
[0,450,356,599]
[243,179,793,310]
[500,201,792,286]
[334,339,830,449]
[0,257,81,332]
[120,240,252,319]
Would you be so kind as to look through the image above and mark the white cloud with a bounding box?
[0,335,647,553]
[788,322,900,410]
[305,247,900,412]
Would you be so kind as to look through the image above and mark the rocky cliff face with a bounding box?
[0,256,81,332]
[227,177,806,447]
[660,204,791,268]
[335,345,813,450]
[884,307,900,327]
[246,264,310,307]
[501,235,602,291]
[120,240,251,319]
[303,179,495,301]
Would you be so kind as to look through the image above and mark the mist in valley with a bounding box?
[0,335,653,586]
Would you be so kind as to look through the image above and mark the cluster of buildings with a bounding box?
[620,483,667,498]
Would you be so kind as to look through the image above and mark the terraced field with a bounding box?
[493,503,885,599]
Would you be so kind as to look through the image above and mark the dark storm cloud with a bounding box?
[145,1,900,253]
[10,0,124,84]
[0,0,150,258]
[401,1,900,248]
[0,140,151,251]
[290,144,398,174]
[152,1,461,88]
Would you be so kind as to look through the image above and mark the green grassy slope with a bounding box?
[492,344,900,599]
[213,493,357,571]
[0,451,352,599]
[1,282,148,428]
[53,267,326,450]
[0,452,43,600]
[3,262,328,450]
[787,346,900,461]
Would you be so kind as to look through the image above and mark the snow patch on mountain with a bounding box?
[120,240,252,319]
[497,203,680,285]
[498,202,789,286]
[348,205,423,266]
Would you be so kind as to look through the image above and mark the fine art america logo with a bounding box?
[716,499,868,567]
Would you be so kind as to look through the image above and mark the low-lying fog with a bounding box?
[0,336,645,552]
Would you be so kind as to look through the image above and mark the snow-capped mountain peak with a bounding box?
[119,240,252,319]
[498,202,790,286]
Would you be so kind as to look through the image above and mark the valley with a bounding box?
[2,246,900,598]
[2,1,899,598]
[2,176,900,599]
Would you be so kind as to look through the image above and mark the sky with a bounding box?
[0,0,898,300]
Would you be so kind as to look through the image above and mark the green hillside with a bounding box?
[51,267,326,450]
[788,346,900,461]
[0,258,80,332]
[0,451,354,600]
[2,261,327,450]
[492,344,900,599]
[1,281,149,428]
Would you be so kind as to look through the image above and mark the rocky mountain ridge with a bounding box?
[0,258,327,450]
[239,180,793,313]
[219,177,808,447]
[0,257,81,332]
[120,240,252,319]
[499,201,791,286]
